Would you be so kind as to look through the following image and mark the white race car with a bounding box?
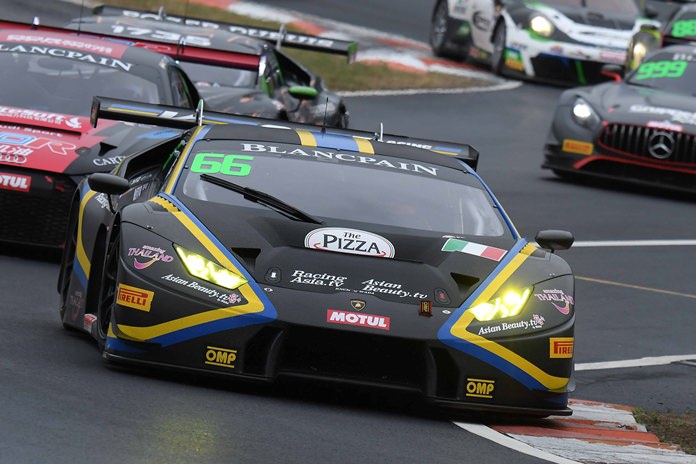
[429,0,659,85]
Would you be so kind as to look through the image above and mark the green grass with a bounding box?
[635,409,696,455]
[100,0,488,91]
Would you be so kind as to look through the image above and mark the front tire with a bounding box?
[491,23,507,75]
[430,0,468,60]
[95,222,121,351]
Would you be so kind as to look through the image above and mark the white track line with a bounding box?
[453,422,582,464]
[576,354,696,371]
[573,239,696,247]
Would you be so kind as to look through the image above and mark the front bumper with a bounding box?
[105,266,574,416]
[504,29,627,85]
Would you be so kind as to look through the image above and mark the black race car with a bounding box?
[626,1,696,70]
[66,5,357,127]
[543,44,696,192]
[58,96,576,417]
[0,20,202,247]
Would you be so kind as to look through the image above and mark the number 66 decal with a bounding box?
[190,153,254,176]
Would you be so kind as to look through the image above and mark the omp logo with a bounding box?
[465,378,495,399]
[116,284,154,312]
[205,346,237,369]
[0,172,30,192]
[327,309,390,331]
[550,337,574,358]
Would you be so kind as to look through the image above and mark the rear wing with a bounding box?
[92,5,358,63]
[90,97,479,170]
[0,19,259,70]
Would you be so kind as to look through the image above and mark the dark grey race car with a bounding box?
[67,5,357,127]
[544,44,696,192]
[59,97,577,417]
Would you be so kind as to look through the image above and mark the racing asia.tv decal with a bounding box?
[305,227,395,258]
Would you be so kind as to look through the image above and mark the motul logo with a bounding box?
[327,309,390,331]
[0,172,31,192]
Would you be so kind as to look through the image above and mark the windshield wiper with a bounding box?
[199,173,324,224]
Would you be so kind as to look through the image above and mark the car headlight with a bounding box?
[572,97,600,129]
[530,15,554,37]
[469,287,532,321]
[175,245,247,290]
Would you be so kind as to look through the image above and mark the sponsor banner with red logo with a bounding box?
[326,309,390,331]
[0,171,30,192]
[0,29,131,58]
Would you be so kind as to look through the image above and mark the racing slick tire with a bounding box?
[58,199,80,330]
[430,0,468,60]
[94,221,121,352]
[491,23,507,75]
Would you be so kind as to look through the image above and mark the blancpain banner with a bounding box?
[304,227,395,258]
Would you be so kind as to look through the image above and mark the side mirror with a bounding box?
[288,85,319,100]
[643,5,659,19]
[535,230,574,252]
[88,173,130,195]
[601,64,623,82]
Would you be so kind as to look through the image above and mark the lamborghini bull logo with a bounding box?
[304,227,395,258]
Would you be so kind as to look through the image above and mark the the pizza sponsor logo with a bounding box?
[116,284,154,312]
[465,378,495,398]
[550,337,574,358]
[305,228,395,258]
[205,346,237,369]
[0,172,30,192]
[562,139,593,156]
[533,289,574,315]
[327,309,390,331]
[129,245,174,270]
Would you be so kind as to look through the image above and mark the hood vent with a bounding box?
[451,273,479,301]
[230,247,261,272]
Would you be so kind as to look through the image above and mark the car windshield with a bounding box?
[627,50,696,94]
[180,62,258,88]
[180,140,507,237]
[0,50,162,116]
[543,0,638,15]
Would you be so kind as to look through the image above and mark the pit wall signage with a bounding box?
[305,228,395,258]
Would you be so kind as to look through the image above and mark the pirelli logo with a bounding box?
[465,378,495,399]
[550,337,574,358]
[562,139,593,156]
[116,284,153,312]
[205,346,237,369]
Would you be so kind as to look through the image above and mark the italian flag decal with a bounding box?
[441,238,507,261]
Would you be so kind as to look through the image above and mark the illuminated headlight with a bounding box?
[175,245,247,290]
[572,97,600,129]
[530,15,554,37]
[469,288,532,321]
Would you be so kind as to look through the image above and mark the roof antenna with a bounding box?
[157,6,166,20]
[276,24,287,49]
[374,122,384,142]
[31,16,39,30]
[76,0,85,34]
[176,37,186,63]
[320,97,329,134]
